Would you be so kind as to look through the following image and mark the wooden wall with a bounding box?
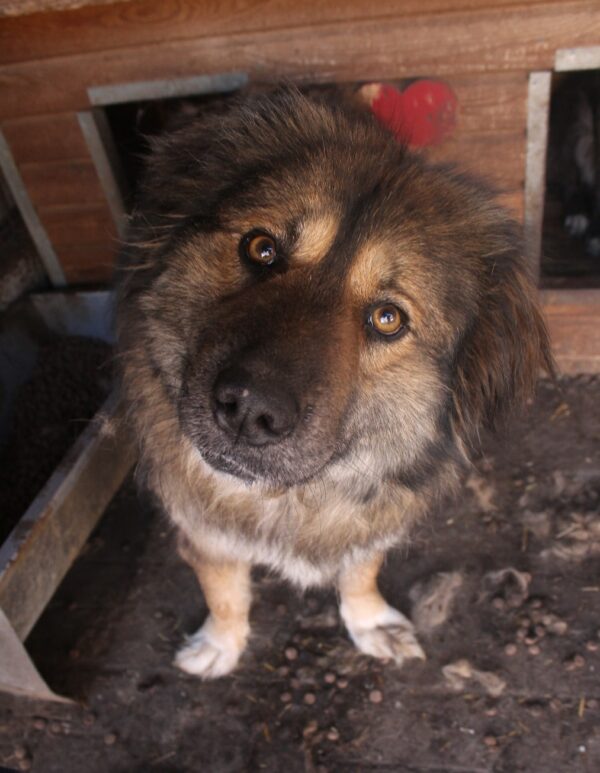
[0,0,599,284]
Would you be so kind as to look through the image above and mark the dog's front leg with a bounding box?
[174,537,252,679]
[338,553,426,667]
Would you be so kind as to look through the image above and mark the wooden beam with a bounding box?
[1,112,89,164]
[38,202,118,282]
[0,130,66,286]
[37,202,118,283]
[0,392,134,641]
[524,71,552,278]
[78,109,128,237]
[0,607,71,702]
[0,1,599,120]
[428,132,525,189]
[39,202,117,245]
[52,243,116,283]
[0,0,125,19]
[542,289,600,374]
[444,72,528,135]
[0,0,571,67]
[19,158,107,207]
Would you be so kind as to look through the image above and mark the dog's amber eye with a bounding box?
[242,232,278,266]
[368,304,407,337]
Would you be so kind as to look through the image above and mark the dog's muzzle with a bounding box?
[212,365,299,446]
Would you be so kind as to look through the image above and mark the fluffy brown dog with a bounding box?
[116,89,553,678]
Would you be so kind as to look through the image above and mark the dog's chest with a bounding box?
[184,482,401,585]
[161,454,414,582]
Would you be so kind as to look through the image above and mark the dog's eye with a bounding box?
[241,231,278,266]
[368,304,408,338]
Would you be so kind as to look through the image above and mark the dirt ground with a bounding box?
[1,376,599,773]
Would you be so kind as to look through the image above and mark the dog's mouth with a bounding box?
[200,449,263,484]
[178,344,355,487]
[181,392,349,488]
[200,446,336,488]
[191,419,353,488]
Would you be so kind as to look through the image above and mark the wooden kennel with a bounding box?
[0,0,599,703]
[0,0,599,372]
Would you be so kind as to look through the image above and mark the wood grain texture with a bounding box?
[496,190,523,220]
[541,290,600,373]
[19,158,107,207]
[0,0,123,18]
[422,72,527,215]
[428,132,525,188]
[1,113,89,163]
[38,202,118,282]
[39,202,117,246]
[58,244,116,282]
[444,72,528,135]
[0,1,599,121]
[0,0,568,66]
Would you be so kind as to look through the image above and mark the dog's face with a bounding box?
[120,90,553,489]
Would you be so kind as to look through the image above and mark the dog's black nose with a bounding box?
[212,367,299,445]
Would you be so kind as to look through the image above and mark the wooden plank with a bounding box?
[0,0,123,17]
[541,289,600,374]
[0,0,570,67]
[89,71,247,106]
[0,1,599,120]
[1,112,89,163]
[555,44,600,71]
[0,129,66,286]
[1,73,526,162]
[0,607,71,702]
[39,202,117,248]
[410,76,529,209]
[39,203,118,283]
[425,72,528,214]
[58,243,116,283]
[0,392,134,641]
[78,109,128,237]
[444,72,528,135]
[496,189,524,220]
[428,132,525,189]
[524,71,552,278]
[19,158,107,207]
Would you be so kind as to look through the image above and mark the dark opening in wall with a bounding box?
[541,70,600,288]
[104,89,243,210]
[102,83,367,211]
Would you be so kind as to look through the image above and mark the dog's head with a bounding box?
[119,89,553,488]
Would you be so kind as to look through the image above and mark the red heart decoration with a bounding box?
[366,80,458,148]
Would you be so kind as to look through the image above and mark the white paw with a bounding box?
[565,213,589,237]
[342,603,426,666]
[174,617,248,679]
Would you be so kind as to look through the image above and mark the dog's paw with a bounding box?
[342,604,426,666]
[174,617,248,679]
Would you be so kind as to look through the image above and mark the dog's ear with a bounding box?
[452,245,555,445]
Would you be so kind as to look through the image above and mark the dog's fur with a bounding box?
[116,89,553,678]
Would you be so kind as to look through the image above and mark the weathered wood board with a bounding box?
[0,0,599,367]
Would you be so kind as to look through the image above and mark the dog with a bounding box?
[116,88,553,679]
